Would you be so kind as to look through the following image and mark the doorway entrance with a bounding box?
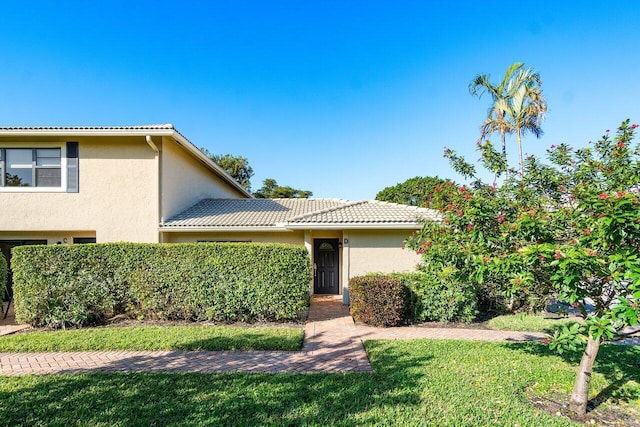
[1,240,47,302]
[313,238,340,294]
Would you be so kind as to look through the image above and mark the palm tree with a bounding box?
[469,62,524,175]
[470,63,547,176]
[497,67,547,174]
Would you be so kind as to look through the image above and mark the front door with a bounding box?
[0,240,47,301]
[313,238,339,294]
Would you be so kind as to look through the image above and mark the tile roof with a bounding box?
[0,124,192,145]
[162,198,347,228]
[0,124,176,131]
[161,198,439,229]
[288,200,441,224]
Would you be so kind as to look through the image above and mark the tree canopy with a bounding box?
[199,149,254,191]
[253,178,313,199]
[199,149,312,198]
[407,120,640,417]
[375,176,452,206]
[470,62,547,175]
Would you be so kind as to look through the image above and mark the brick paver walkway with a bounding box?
[0,303,30,337]
[0,296,547,375]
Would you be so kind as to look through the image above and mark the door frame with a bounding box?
[313,238,340,295]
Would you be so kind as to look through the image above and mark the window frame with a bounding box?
[0,144,67,192]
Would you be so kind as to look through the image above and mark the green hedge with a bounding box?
[12,242,311,328]
[0,251,7,300]
[349,272,477,326]
[395,272,477,323]
[349,275,410,327]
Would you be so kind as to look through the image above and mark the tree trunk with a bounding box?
[501,131,508,181]
[569,335,601,417]
[517,130,524,176]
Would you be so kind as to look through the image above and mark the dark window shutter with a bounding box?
[66,142,79,193]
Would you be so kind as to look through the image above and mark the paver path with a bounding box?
[0,303,29,337]
[1,296,546,375]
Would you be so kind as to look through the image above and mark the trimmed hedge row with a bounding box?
[398,272,477,323]
[349,275,409,327]
[12,242,311,328]
[349,272,477,326]
[0,251,6,299]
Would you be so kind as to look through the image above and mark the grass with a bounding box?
[0,325,304,352]
[1,339,638,426]
[488,313,580,333]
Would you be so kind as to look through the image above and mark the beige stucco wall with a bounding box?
[160,137,246,222]
[345,229,421,276]
[341,229,421,303]
[163,230,305,245]
[0,136,159,242]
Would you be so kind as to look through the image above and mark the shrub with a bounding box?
[395,271,477,323]
[0,251,6,300]
[349,275,409,326]
[12,242,311,328]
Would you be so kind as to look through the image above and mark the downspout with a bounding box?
[145,135,159,154]
[146,135,162,242]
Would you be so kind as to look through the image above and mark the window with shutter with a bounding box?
[0,148,62,188]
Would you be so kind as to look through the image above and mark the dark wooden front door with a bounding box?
[314,238,339,294]
[0,240,47,301]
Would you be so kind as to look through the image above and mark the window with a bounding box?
[0,148,61,187]
[73,237,96,244]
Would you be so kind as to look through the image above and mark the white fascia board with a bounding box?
[159,226,293,232]
[0,129,176,137]
[284,223,423,230]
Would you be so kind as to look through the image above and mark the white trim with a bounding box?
[159,222,422,232]
[284,222,423,230]
[159,226,293,232]
[0,129,176,137]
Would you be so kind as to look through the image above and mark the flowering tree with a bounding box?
[407,120,640,418]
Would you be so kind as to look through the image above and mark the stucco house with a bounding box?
[0,125,437,303]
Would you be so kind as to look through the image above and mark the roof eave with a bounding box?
[159,226,292,232]
[0,128,177,137]
[285,222,423,230]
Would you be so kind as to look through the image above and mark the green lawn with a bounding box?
[488,313,580,333]
[1,340,638,426]
[0,325,304,352]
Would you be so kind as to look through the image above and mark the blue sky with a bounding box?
[0,1,638,199]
